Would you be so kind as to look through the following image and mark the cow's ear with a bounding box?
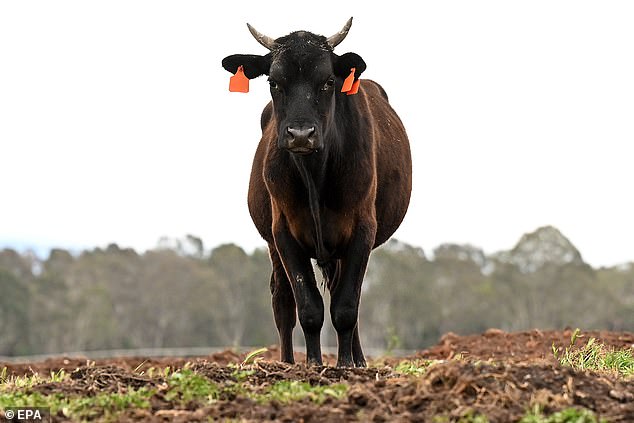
[333,52,366,79]
[222,54,271,79]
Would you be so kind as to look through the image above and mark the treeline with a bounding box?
[1,227,632,356]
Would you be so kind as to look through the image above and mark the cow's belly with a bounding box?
[285,206,355,259]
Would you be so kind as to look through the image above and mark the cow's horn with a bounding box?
[247,23,278,51]
[326,17,353,48]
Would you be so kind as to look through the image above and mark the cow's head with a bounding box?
[222,18,366,155]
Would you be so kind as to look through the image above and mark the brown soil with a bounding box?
[2,329,633,422]
[417,328,634,363]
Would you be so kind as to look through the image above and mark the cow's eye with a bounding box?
[268,79,278,90]
[322,78,335,91]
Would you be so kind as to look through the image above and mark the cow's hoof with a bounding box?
[354,358,367,368]
[306,357,323,367]
[336,359,355,368]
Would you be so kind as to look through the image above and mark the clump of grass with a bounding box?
[433,406,604,423]
[241,347,268,366]
[0,369,69,391]
[49,369,68,383]
[385,326,402,355]
[394,359,438,376]
[520,405,606,423]
[602,348,634,377]
[0,391,53,409]
[0,388,154,421]
[458,413,489,423]
[553,329,634,377]
[63,388,154,420]
[142,365,172,379]
[165,368,220,404]
[254,380,347,404]
[2,367,222,418]
[231,368,255,383]
[432,411,489,422]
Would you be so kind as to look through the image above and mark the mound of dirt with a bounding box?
[0,350,240,379]
[416,328,634,363]
[164,360,632,423]
[2,329,633,422]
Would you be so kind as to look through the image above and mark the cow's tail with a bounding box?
[317,259,341,292]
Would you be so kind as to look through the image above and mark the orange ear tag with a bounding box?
[229,65,249,93]
[346,78,360,95]
[341,67,355,92]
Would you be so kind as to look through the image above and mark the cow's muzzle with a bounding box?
[283,126,318,155]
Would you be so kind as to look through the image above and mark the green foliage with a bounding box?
[603,349,634,377]
[520,405,605,423]
[554,329,634,377]
[0,391,54,409]
[0,269,30,355]
[230,368,255,383]
[140,365,172,379]
[0,389,154,421]
[254,380,348,404]
[165,369,220,404]
[394,359,438,376]
[458,413,490,423]
[63,389,153,420]
[433,406,605,423]
[0,369,69,391]
[433,412,489,423]
[49,369,68,383]
[385,326,402,354]
[241,347,268,366]
[0,364,614,422]
[1,226,634,356]
[0,367,148,421]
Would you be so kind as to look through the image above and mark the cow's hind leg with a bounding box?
[269,246,296,364]
[352,324,366,367]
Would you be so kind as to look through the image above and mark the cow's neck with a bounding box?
[291,154,329,265]
[286,97,357,264]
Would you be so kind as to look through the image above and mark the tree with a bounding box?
[0,226,632,356]
[493,225,584,273]
[488,226,603,331]
[0,270,30,355]
[361,240,439,349]
[206,244,274,346]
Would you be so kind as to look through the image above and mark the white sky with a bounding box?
[1,1,633,268]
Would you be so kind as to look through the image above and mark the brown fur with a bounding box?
[224,25,412,367]
[247,80,411,366]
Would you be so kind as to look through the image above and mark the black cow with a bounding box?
[222,18,412,367]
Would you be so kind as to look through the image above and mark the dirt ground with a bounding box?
[2,329,633,422]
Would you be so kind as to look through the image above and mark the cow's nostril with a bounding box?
[286,126,316,151]
[287,126,315,140]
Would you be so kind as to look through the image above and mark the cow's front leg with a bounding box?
[330,223,375,367]
[273,220,324,366]
[269,246,296,364]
